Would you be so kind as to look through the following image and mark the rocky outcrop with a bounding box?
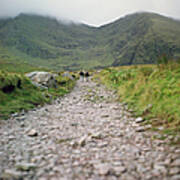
[26,71,57,89]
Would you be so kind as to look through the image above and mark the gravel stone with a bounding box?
[135,117,144,123]
[28,129,38,137]
[169,167,180,175]
[172,159,180,167]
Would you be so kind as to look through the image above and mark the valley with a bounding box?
[0,12,180,71]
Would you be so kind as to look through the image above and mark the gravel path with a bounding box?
[0,80,180,180]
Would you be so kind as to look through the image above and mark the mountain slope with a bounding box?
[98,12,180,65]
[0,14,102,71]
[0,12,180,71]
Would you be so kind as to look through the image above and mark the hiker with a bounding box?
[79,71,84,82]
[84,72,90,82]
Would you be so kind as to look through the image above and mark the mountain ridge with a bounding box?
[0,12,180,71]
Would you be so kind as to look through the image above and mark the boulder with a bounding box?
[62,72,74,80]
[26,71,57,88]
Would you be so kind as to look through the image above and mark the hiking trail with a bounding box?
[0,80,180,180]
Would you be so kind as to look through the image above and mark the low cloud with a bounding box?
[0,0,180,26]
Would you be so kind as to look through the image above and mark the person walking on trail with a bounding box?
[79,71,84,82]
[85,72,90,82]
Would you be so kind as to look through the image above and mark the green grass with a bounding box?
[0,70,75,119]
[0,12,180,71]
[94,61,180,133]
[0,58,50,73]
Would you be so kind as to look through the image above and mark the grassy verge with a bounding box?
[0,58,50,73]
[94,62,180,136]
[0,71,75,119]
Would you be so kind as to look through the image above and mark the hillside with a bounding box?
[0,14,100,71]
[0,12,180,71]
[99,13,180,66]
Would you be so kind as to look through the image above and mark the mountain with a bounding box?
[0,12,180,71]
[98,13,180,66]
[0,14,99,71]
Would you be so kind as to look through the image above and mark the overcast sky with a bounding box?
[1,0,180,26]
